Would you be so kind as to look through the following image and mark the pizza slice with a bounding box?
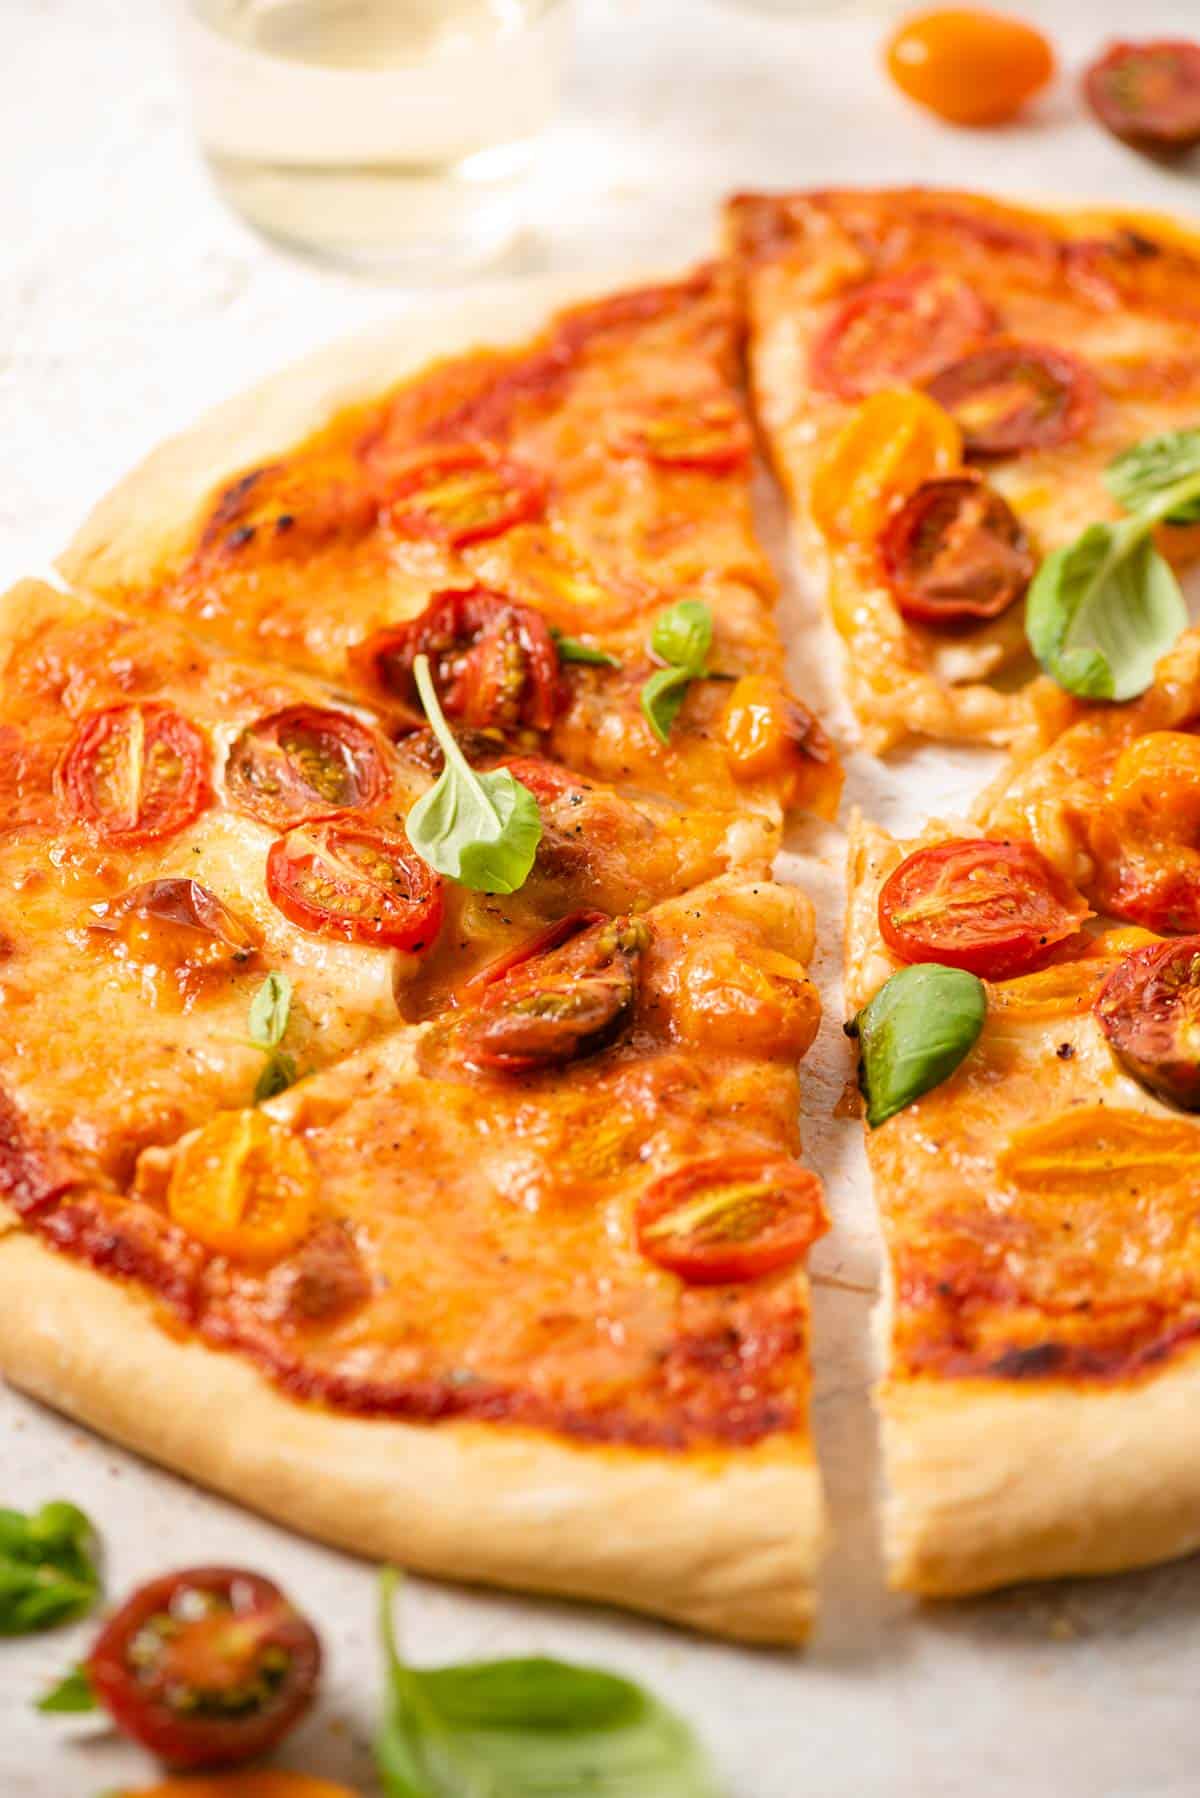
[846,806,1200,1596]
[727,185,1200,752]
[0,874,828,1644]
[60,268,841,824]
[0,580,773,1192]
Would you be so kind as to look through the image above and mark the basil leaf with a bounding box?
[406,656,541,896]
[254,1050,298,1105]
[849,964,986,1129]
[375,1571,725,1798]
[1105,429,1200,526]
[551,631,622,669]
[248,970,292,1049]
[641,665,695,745]
[36,1664,97,1713]
[1026,522,1187,702]
[650,599,712,674]
[0,1502,100,1635]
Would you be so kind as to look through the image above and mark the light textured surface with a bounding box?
[5,1,1200,1793]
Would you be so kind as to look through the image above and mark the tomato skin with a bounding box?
[497,755,586,807]
[878,474,1035,626]
[879,838,1091,980]
[225,705,390,830]
[811,270,994,401]
[361,588,564,734]
[810,387,962,545]
[1095,937,1200,1110]
[926,344,1097,457]
[380,444,546,548]
[886,9,1055,127]
[167,1110,316,1264]
[266,822,444,953]
[463,910,606,999]
[86,1568,320,1771]
[460,914,647,1073]
[635,1154,828,1286]
[58,705,211,847]
[93,879,259,985]
[1084,40,1200,150]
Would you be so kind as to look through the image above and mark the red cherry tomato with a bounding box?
[225,705,390,830]
[925,344,1097,457]
[878,474,1036,626]
[878,838,1091,979]
[1084,40,1200,150]
[266,821,444,952]
[57,705,211,847]
[608,398,753,473]
[1095,936,1200,1110]
[459,914,647,1073]
[86,1567,320,1771]
[496,754,587,807]
[361,588,563,734]
[381,445,546,548]
[462,909,607,999]
[810,269,994,401]
[635,1153,828,1286]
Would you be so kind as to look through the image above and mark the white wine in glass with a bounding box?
[180,0,571,275]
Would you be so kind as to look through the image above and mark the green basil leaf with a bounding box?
[650,600,713,674]
[254,1050,298,1105]
[0,1502,100,1636]
[640,665,694,745]
[406,656,541,895]
[551,631,622,669]
[1025,522,1187,702]
[375,1571,725,1798]
[850,964,986,1129]
[248,970,292,1049]
[36,1664,97,1714]
[1105,429,1200,526]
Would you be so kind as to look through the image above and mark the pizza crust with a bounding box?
[0,1231,824,1645]
[58,269,667,604]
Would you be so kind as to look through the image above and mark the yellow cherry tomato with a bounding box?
[167,1109,316,1264]
[886,9,1055,127]
[810,388,961,546]
[1110,731,1200,841]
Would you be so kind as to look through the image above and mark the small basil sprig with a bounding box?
[36,1664,97,1714]
[641,600,715,744]
[375,1571,724,1798]
[1026,427,1200,702]
[0,1502,101,1635]
[551,628,622,670]
[406,655,541,895]
[847,964,986,1129]
[248,970,297,1103]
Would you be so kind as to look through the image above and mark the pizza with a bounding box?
[60,267,841,826]
[0,871,829,1643]
[727,186,1200,752]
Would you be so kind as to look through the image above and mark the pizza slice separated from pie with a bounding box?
[727,185,1200,752]
[846,785,1200,1595]
[59,267,841,826]
[0,874,829,1643]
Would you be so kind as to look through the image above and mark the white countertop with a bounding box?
[5,2,1200,1793]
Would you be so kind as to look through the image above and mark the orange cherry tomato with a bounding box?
[1110,732,1200,841]
[720,676,831,806]
[167,1110,316,1264]
[886,9,1055,127]
[119,1779,357,1798]
[810,388,962,545]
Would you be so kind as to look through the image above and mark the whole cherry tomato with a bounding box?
[886,9,1055,127]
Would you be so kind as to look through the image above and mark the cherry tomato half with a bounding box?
[93,879,259,980]
[810,387,963,545]
[382,444,546,548]
[266,821,444,953]
[926,344,1097,457]
[361,588,564,734]
[496,754,587,807]
[225,705,391,830]
[886,9,1055,127]
[635,1153,827,1285]
[168,1109,316,1264]
[878,474,1036,626]
[57,705,211,847]
[462,909,607,999]
[810,270,994,402]
[1084,40,1200,151]
[878,837,1091,979]
[86,1567,321,1771]
[1095,936,1200,1110]
[121,1776,357,1798]
[608,398,753,473]
[459,914,648,1073]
